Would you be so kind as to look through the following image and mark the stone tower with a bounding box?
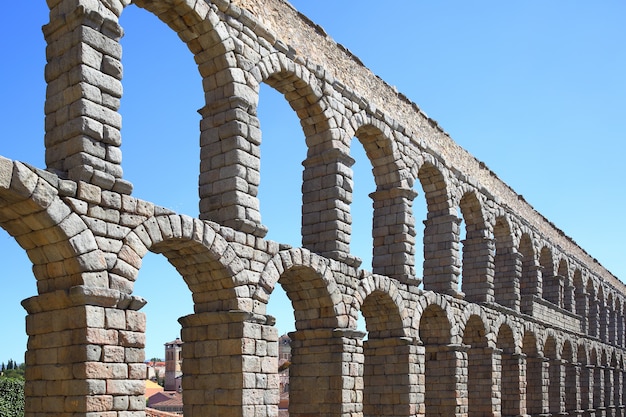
[164,338,183,392]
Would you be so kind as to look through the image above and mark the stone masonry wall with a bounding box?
[0,0,624,416]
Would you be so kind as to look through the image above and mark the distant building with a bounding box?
[164,338,183,392]
[145,379,164,399]
[147,391,183,415]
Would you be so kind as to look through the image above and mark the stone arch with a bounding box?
[357,274,414,417]
[522,328,544,415]
[518,232,539,313]
[458,191,493,303]
[607,291,617,345]
[578,342,592,411]
[44,0,230,194]
[561,339,577,413]
[557,258,573,311]
[544,334,561,415]
[417,160,460,296]
[0,161,103,290]
[355,273,409,338]
[419,302,457,417]
[349,116,418,281]
[540,245,558,305]
[616,296,624,347]
[257,248,344,330]
[591,346,602,410]
[574,268,586,325]
[496,322,522,416]
[461,313,494,417]
[598,285,608,342]
[493,215,519,310]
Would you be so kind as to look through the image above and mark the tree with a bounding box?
[0,377,24,417]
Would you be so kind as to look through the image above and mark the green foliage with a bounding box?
[0,377,24,417]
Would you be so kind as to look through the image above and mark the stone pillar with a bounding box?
[594,365,605,416]
[178,310,278,417]
[363,337,419,417]
[525,355,548,416]
[582,364,596,417]
[501,352,527,417]
[548,358,565,416]
[606,366,615,417]
[466,345,499,417]
[370,187,418,283]
[422,214,463,298]
[22,286,146,417]
[577,293,590,335]
[461,234,495,304]
[600,304,610,343]
[567,361,582,416]
[289,328,364,417]
[423,343,468,417]
[198,97,268,237]
[494,249,522,311]
[43,2,132,194]
[590,299,601,338]
[302,148,362,267]
[520,265,543,315]
[615,367,624,417]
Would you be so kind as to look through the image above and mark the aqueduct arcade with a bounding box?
[1,0,624,416]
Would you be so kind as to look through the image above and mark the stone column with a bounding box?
[461,234,495,304]
[288,328,365,417]
[178,310,278,417]
[548,358,565,416]
[363,336,419,417]
[577,293,590,335]
[605,366,615,417]
[422,214,463,298]
[525,355,548,416]
[590,299,601,338]
[423,343,468,417]
[501,352,527,417]
[370,187,418,283]
[43,2,132,194]
[564,281,576,313]
[583,364,596,417]
[594,365,605,417]
[198,96,268,237]
[22,286,146,417]
[520,264,543,315]
[567,361,583,416]
[466,345,499,417]
[494,249,522,311]
[302,148,362,267]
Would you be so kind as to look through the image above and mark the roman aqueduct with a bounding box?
[1,0,624,416]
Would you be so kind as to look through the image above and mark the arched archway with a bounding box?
[522,330,544,415]
[459,192,493,304]
[493,216,519,310]
[544,336,561,415]
[419,303,456,416]
[496,323,521,417]
[462,314,493,416]
[418,162,460,297]
[360,285,413,417]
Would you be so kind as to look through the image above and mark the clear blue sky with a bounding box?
[0,1,624,362]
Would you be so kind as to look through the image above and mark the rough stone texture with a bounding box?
[1,0,625,417]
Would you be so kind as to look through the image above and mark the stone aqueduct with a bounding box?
[2,0,624,416]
